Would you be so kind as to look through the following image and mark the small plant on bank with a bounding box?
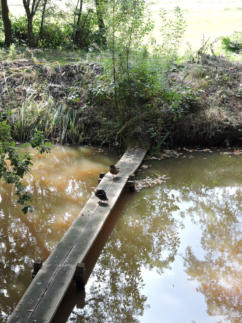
[222,31,242,53]
[88,4,191,149]
[0,112,51,214]
[8,43,17,59]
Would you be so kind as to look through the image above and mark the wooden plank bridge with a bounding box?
[8,147,147,323]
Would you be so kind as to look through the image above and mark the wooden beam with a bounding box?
[8,147,147,323]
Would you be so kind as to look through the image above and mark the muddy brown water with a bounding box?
[0,146,241,323]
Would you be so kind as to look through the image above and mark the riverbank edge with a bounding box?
[0,56,241,152]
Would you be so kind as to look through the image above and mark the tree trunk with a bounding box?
[76,0,83,26]
[1,0,12,47]
[95,0,106,45]
[23,0,42,47]
[38,0,48,43]
[73,0,83,45]
[27,15,35,47]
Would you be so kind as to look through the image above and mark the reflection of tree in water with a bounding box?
[183,187,242,322]
[0,183,55,322]
[0,146,110,322]
[0,178,87,322]
[70,190,180,323]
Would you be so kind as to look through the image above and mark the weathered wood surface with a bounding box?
[8,147,147,323]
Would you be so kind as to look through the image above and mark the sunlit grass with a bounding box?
[150,7,242,46]
[183,9,242,49]
[148,1,242,60]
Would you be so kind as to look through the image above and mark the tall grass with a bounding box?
[9,99,86,144]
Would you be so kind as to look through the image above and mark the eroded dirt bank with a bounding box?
[0,55,241,149]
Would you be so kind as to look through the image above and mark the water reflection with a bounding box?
[184,187,242,321]
[0,145,114,322]
[0,149,241,323]
[66,190,180,323]
[62,153,241,323]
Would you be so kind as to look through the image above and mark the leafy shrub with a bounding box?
[86,3,189,149]
[11,12,103,49]
[12,16,38,45]
[72,9,102,49]
[0,112,50,213]
[222,31,242,53]
[88,55,198,148]
[39,23,72,49]
[12,16,71,48]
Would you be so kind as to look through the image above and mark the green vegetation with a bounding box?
[0,0,241,212]
[222,31,242,53]
[0,113,50,213]
[1,0,108,49]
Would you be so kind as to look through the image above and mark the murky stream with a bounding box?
[0,146,241,323]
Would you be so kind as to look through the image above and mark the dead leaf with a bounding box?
[233,149,241,155]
